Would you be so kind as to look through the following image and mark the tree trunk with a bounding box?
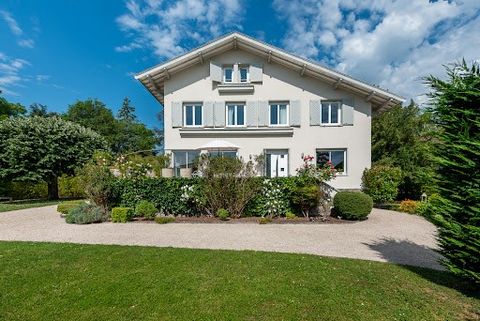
[47,176,59,200]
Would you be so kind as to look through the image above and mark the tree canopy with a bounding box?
[117,97,136,122]
[0,116,108,199]
[65,98,158,154]
[425,61,480,283]
[0,96,26,120]
[372,100,435,199]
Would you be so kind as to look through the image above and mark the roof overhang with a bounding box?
[135,32,405,111]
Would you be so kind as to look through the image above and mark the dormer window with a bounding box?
[239,66,249,83]
[223,66,233,83]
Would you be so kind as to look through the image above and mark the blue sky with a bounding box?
[1,0,479,128]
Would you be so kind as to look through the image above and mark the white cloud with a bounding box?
[18,39,35,48]
[116,0,245,59]
[274,0,480,104]
[0,10,22,35]
[0,10,35,49]
[0,54,30,95]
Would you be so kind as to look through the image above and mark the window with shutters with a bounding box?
[239,66,249,83]
[184,103,202,127]
[316,149,346,175]
[269,102,288,126]
[321,101,342,125]
[226,103,245,127]
[223,66,233,83]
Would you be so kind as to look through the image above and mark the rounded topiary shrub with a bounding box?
[135,200,158,220]
[333,191,373,220]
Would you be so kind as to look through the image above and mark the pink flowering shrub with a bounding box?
[296,154,336,182]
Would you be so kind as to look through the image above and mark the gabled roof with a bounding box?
[135,32,404,110]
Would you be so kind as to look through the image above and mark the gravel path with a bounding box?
[0,205,443,270]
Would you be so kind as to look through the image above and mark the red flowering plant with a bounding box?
[296,154,336,183]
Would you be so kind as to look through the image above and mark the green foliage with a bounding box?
[259,179,289,217]
[65,202,104,224]
[196,155,260,218]
[216,208,230,220]
[259,217,272,224]
[0,116,107,199]
[112,177,195,215]
[135,200,157,220]
[285,210,296,219]
[425,61,480,283]
[80,160,116,213]
[291,184,321,218]
[117,97,136,122]
[115,121,157,154]
[296,154,336,182]
[154,216,175,224]
[333,191,373,220]
[111,207,134,223]
[0,96,26,120]
[398,200,419,214]
[28,103,57,117]
[362,165,402,203]
[58,175,86,198]
[57,200,85,215]
[372,101,436,199]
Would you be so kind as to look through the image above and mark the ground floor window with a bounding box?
[173,150,200,176]
[208,150,237,158]
[316,149,346,174]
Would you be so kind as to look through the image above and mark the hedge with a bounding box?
[111,176,316,217]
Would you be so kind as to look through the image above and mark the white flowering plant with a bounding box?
[260,179,289,218]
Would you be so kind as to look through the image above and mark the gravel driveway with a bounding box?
[0,205,443,270]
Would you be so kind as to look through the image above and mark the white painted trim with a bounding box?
[183,103,203,127]
[269,102,289,126]
[225,103,247,127]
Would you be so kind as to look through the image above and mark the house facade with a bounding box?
[135,32,403,190]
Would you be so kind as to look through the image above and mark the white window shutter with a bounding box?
[171,102,182,128]
[214,101,225,127]
[210,61,222,82]
[257,101,269,126]
[289,100,301,127]
[342,98,354,126]
[250,64,263,82]
[246,101,257,127]
[309,100,321,126]
[204,101,214,127]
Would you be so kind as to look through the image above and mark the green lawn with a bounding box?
[0,242,478,321]
[0,200,59,212]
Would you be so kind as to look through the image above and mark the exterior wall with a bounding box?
[163,49,371,189]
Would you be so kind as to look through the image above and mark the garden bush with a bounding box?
[80,159,116,213]
[333,191,373,220]
[65,203,104,224]
[259,217,272,224]
[285,210,296,219]
[216,208,230,220]
[111,207,134,223]
[135,200,157,220]
[398,199,418,214]
[154,216,175,224]
[291,184,321,218]
[362,165,402,203]
[57,200,86,215]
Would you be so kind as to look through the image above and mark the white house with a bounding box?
[135,32,404,189]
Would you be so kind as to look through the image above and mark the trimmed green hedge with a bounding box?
[111,207,134,223]
[110,177,317,217]
[333,191,373,220]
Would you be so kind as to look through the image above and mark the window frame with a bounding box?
[223,66,234,83]
[315,149,347,175]
[239,66,249,83]
[183,103,203,127]
[269,102,289,126]
[208,150,238,158]
[321,101,342,125]
[225,102,246,127]
[172,150,200,177]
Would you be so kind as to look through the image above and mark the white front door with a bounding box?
[268,151,288,177]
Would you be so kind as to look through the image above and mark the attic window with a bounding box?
[223,67,233,83]
[239,66,249,83]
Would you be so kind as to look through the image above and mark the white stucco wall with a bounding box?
[163,49,371,189]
